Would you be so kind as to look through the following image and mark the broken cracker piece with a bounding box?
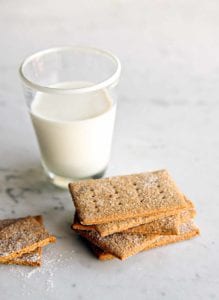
[0,216,56,263]
[0,216,43,266]
[4,248,42,267]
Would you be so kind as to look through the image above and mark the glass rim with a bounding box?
[19,46,121,94]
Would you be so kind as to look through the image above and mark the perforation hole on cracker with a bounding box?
[95,205,99,211]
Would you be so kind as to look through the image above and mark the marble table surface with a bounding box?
[0,1,219,299]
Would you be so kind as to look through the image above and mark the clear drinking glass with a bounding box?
[19,46,121,188]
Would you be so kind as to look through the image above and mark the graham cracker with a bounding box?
[72,198,195,237]
[76,229,159,260]
[69,170,187,225]
[4,248,42,267]
[126,214,180,235]
[125,207,195,235]
[0,215,42,231]
[88,222,200,260]
[72,211,181,236]
[72,214,96,232]
[0,216,43,267]
[88,242,114,261]
[76,220,199,260]
[0,216,56,263]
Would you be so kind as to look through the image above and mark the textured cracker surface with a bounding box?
[69,170,187,225]
[125,213,180,235]
[125,207,195,235]
[76,220,199,260]
[85,221,200,260]
[88,241,114,261]
[0,216,56,263]
[4,248,42,266]
[73,212,181,235]
[77,229,159,260]
[72,209,181,236]
[0,215,42,232]
[0,216,43,266]
[72,198,194,236]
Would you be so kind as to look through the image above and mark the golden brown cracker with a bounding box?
[125,214,180,235]
[76,220,199,260]
[86,222,200,260]
[125,207,195,235]
[0,216,43,266]
[69,170,187,225]
[88,242,114,261]
[4,248,42,267]
[72,211,180,235]
[72,198,195,237]
[76,229,159,260]
[0,216,56,263]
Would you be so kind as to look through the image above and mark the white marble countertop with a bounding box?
[0,1,218,299]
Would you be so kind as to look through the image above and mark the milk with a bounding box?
[30,82,116,181]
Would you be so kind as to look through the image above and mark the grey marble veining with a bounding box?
[0,1,219,299]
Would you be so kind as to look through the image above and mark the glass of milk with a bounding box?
[19,46,121,188]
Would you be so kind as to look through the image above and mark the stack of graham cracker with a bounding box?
[0,216,56,266]
[69,170,200,260]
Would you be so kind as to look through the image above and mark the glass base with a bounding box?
[45,168,107,189]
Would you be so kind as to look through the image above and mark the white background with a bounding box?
[0,1,218,299]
